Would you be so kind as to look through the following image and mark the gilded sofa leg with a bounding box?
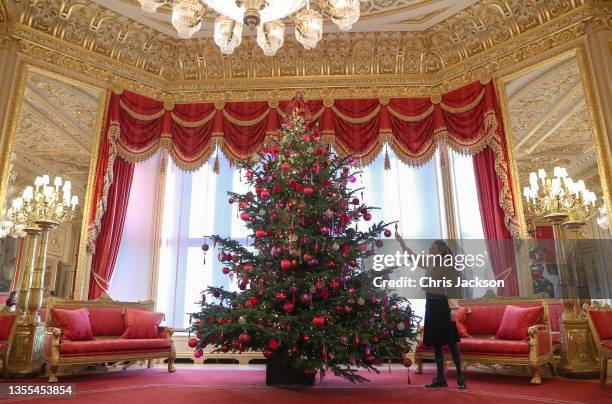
[415,353,423,374]
[600,356,608,387]
[530,364,542,385]
[147,359,154,368]
[167,328,176,373]
[48,364,59,383]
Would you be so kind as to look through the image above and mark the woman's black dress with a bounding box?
[423,293,460,347]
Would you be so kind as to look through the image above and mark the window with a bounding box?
[156,147,493,329]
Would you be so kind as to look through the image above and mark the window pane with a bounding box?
[188,163,217,238]
[450,150,485,239]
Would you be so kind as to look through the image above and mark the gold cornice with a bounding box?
[0,2,609,102]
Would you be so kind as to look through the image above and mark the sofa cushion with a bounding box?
[0,314,15,340]
[458,338,530,355]
[59,338,170,355]
[89,307,125,336]
[52,308,94,341]
[122,308,165,339]
[589,310,612,340]
[463,305,507,335]
[454,306,470,338]
[602,341,612,351]
[496,305,543,341]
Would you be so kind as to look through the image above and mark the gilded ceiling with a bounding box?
[9,72,99,215]
[506,54,602,196]
[1,0,598,83]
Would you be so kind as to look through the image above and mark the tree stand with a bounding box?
[266,352,315,386]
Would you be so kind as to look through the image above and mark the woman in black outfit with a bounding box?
[396,235,466,389]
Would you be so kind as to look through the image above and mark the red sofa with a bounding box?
[415,298,554,384]
[43,297,175,382]
[585,302,612,387]
[0,311,16,379]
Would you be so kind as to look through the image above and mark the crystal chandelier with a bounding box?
[138,0,362,55]
[9,175,79,227]
[523,167,598,224]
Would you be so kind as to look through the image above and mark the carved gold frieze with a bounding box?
[2,0,601,86]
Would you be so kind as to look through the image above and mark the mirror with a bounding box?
[1,68,101,300]
[500,51,612,299]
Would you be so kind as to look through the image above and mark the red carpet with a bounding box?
[0,365,608,404]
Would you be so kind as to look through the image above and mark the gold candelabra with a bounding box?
[523,166,599,378]
[6,175,78,375]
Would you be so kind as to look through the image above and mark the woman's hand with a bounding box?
[395,231,402,241]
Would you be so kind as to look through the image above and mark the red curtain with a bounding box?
[88,157,134,299]
[473,148,518,296]
[87,80,521,298]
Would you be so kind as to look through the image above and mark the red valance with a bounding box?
[87,80,521,297]
[107,81,500,169]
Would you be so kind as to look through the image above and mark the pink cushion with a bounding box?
[496,305,543,341]
[463,305,507,335]
[454,307,470,338]
[0,314,16,340]
[59,338,170,355]
[122,308,165,339]
[51,308,94,341]
[589,310,612,340]
[89,307,126,336]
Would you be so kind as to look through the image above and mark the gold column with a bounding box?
[15,227,40,316]
[552,217,599,378]
[26,220,56,324]
[7,225,46,375]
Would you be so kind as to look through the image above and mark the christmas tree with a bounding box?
[189,108,416,383]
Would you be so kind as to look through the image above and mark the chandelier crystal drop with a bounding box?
[294,8,323,50]
[214,15,243,55]
[137,0,362,54]
[172,0,205,39]
[139,0,164,13]
[256,20,285,56]
[330,0,360,31]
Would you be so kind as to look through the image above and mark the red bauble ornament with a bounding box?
[268,339,279,350]
[303,186,314,196]
[319,288,329,299]
[222,267,231,275]
[243,263,253,271]
[315,148,323,156]
[330,280,340,291]
[312,316,325,327]
[303,335,310,343]
[188,337,198,348]
[239,332,251,344]
[255,229,265,238]
[261,189,270,200]
[280,259,291,270]
[220,344,230,353]
[273,185,282,193]
[384,229,392,237]
[281,162,290,171]
[283,302,295,313]
[291,259,298,269]
[245,171,253,179]
[276,292,287,301]
[240,212,250,221]
[263,350,273,358]
[402,357,412,368]
[364,212,372,221]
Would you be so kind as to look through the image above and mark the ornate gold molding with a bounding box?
[0,1,608,102]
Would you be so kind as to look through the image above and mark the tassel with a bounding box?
[213,153,220,174]
[384,146,391,171]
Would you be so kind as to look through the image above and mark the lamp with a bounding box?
[7,175,78,375]
[137,0,362,53]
